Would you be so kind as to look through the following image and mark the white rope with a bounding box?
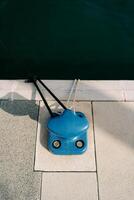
[53,79,77,115]
[72,79,80,113]
[66,79,77,108]
[66,79,80,113]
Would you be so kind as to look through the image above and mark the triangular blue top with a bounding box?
[47,109,89,138]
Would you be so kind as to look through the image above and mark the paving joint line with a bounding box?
[33,100,41,172]
[40,172,43,200]
[34,170,97,173]
[91,101,100,200]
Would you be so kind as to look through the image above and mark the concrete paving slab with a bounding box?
[124,90,134,101]
[93,102,134,200]
[35,101,96,171]
[0,80,128,101]
[77,90,124,100]
[41,173,98,200]
[0,100,41,200]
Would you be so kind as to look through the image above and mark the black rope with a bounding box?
[32,79,54,117]
[37,79,67,110]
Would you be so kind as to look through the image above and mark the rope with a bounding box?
[66,79,77,108]
[66,79,80,112]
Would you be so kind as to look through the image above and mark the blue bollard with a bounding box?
[33,79,89,155]
[47,109,89,155]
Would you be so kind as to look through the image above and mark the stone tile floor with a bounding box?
[35,101,96,172]
[0,100,134,200]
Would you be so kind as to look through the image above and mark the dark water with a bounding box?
[0,0,134,79]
